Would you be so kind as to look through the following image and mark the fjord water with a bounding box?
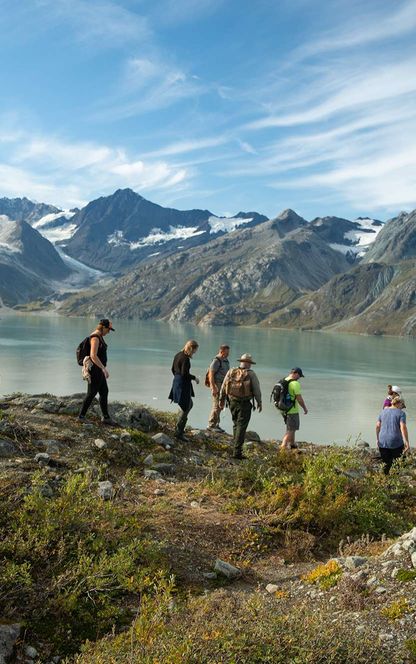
[1,314,414,446]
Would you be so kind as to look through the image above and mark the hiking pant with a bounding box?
[208,384,223,428]
[229,398,252,457]
[176,399,193,436]
[79,364,109,419]
[379,446,404,475]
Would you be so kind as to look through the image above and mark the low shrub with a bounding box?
[0,472,170,655]
[303,559,343,589]
[381,597,411,620]
[72,588,398,664]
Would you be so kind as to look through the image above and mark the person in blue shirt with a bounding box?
[376,396,410,474]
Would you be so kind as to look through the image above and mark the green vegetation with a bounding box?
[72,588,392,664]
[200,448,413,550]
[396,568,416,582]
[381,597,411,620]
[303,559,343,589]
[0,472,170,656]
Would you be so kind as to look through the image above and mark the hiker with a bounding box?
[207,344,230,432]
[376,396,410,474]
[169,339,199,441]
[219,353,262,460]
[279,367,308,451]
[383,385,402,409]
[78,319,117,425]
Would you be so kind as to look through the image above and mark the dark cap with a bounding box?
[99,318,115,331]
[291,367,304,377]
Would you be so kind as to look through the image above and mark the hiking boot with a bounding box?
[78,415,91,424]
[175,432,189,442]
[207,426,224,433]
[101,417,118,427]
[232,454,247,460]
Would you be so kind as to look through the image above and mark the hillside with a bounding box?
[61,210,351,325]
[0,394,415,663]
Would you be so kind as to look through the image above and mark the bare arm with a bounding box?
[376,420,381,447]
[296,394,308,414]
[209,369,218,395]
[90,336,109,378]
[400,421,410,452]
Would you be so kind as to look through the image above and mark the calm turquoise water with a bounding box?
[0,314,414,446]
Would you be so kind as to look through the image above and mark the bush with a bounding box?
[0,472,170,655]
[303,560,343,589]
[72,588,398,664]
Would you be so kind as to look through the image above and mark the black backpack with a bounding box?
[271,378,295,412]
[76,336,91,366]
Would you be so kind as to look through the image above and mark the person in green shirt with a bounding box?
[280,367,308,451]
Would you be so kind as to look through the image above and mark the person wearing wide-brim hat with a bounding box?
[219,353,262,460]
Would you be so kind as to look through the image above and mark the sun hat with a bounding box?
[238,353,256,364]
[391,385,402,394]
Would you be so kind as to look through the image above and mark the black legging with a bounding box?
[79,364,109,419]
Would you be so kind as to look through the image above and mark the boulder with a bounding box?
[37,439,66,454]
[98,480,113,500]
[0,623,21,664]
[214,559,241,579]
[152,463,175,475]
[111,405,158,432]
[245,430,261,442]
[144,469,163,480]
[152,432,174,448]
[0,440,17,458]
[345,556,368,570]
[34,452,50,464]
[94,439,107,450]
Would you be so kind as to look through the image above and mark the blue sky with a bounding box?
[1,0,416,221]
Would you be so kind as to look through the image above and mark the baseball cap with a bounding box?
[100,318,115,331]
[292,367,304,377]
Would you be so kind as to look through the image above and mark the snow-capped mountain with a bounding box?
[63,189,268,272]
[309,215,383,259]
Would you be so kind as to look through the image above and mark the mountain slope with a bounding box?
[62,209,350,325]
[363,210,416,263]
[0,197,60,224]
[63,188,268,272]
[0,217,72,306]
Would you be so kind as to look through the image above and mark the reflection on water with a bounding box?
[0,314,414,446]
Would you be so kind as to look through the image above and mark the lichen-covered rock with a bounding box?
[0,623,21,664]
[214,559,241,579]
[98,480,113,500]
[0,439,17,458]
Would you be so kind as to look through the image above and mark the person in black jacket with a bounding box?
[169,339,199,441]
[78,319,116,425]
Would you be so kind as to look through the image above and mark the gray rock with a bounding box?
[411,551,416,569]
[0,439,17,458]
[356,441,370,449]
[265,583,280,593]
[143,454,154,466]
[120,431,132,442]
[202,572,217,580]
[24,645,38,658]
[112,405,158,432]
[0,623,21,664]
[152,463,175,475]
[38,440,66,454]
[97,480,113,500]
[374,586,387,594]
[190,501,200,508]
[345,556,368,570]
[94,439,107,450]
[245,430,261,442]
[58,399,82,415]
[34,399,61,413]
[214,559,241,579]
[153,488,165,495]
[391,567,400,579]
[144,469,163,480]
[350,570,368,582]
[379,633,394,641]
[152,432,174,448]
[34,452,50,464]
[40,483,54,498]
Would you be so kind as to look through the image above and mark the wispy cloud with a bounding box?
[35,0,149,46]
[2,130,191,207]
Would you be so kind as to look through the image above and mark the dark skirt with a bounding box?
[169,374,194,411]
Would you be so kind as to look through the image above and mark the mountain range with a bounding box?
[0,188,415,335]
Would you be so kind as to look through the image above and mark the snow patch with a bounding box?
[331,218,383,257]
[208,215,252,234]
[0,216,23,253]
[107,226,205,250]
[33,211,77,244]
